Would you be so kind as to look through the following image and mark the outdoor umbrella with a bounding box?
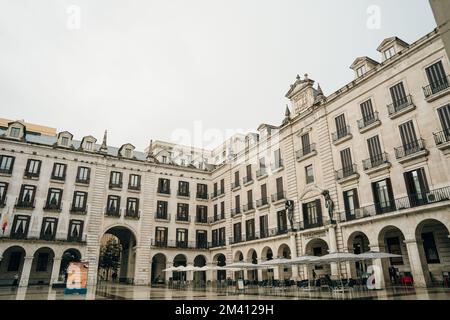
[312,252,360,291]
[357,251,402,260]
[162,266,179,272]
[260,258,292,266]
[223,262,266,269]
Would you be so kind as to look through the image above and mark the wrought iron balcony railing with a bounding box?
[394,139,426,159]
[357,111,379,130]
[387,94,414,116]
[423,75,450,98]
[362,152,390,170]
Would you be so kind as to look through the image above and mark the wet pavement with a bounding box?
[1,283,450,300]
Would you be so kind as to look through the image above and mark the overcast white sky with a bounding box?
[0,0,437,150]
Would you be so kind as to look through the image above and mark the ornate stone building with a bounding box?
[1,27,449,288]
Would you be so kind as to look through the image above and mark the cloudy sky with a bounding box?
[0,0,437,150]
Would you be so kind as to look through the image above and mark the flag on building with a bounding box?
[1,206,10,234]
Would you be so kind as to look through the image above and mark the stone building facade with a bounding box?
[1,27,450,288]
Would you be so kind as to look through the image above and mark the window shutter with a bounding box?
[315,199,322,224]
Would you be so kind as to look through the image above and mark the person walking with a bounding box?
[112,271,118,283]
[12,273,19,286]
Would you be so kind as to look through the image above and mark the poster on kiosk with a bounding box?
[64,262,89,295]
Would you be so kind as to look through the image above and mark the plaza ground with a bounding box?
[0,283,449,300]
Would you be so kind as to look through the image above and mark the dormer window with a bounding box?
[118,143,135,158]
[85,141,93,151]
[61,137,69,146]
[356,65,366,78]
[10,127,20,138]
[384,46,396,60]
[125,148,131,158]
[162,156,167,163]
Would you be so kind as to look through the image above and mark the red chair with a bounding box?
[400,276,413,286]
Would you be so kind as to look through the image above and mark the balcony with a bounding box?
[211,189,225,199]
[195,215,208,224]
[69,203,87,215]
[177,190,190,198]
[196,192,209,200]
[43,202,62,212]
[157,188,171,196]
[256,197,270,209]
[271,191,286,203]
[15,198,35,209]
[150,239,210,250]
[394,139,428,164]
[338,185,450,223]
[230,181,241,191]
[51,174,66,182]
[243,202,255,213]
[0,167,13,175]
[128,184,141,192]
[75,177,90,185]
[362,153,391,174]
[423,75,450,101]
[24,171,39,179]
[271,159,284,172]
[256,168,268,180]
[303,219,324,230]
[105,207,121,217]
[434,129,450,152]
[335,164,359,184]
[208,213,225,224]
[125,209,140,219]
[387,95,415,119]
[332,126,352,145]
[231,207,242,217]
[357,112,381,133]
[154,212,170,221]
[243,176,253,186]
[211,241,226,248]
[40,233,56,241]
[229,236,243,245]
[228,226,297,245]
[175,214,190,223]
[109,182,122,189]
[296,144,317,162]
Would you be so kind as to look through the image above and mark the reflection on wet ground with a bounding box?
[1,283,449,300]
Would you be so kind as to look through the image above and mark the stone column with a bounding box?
[272,266,280,280]
[187,264,194,282]
[404,239,430,287]
[369,245,388,289]
[327,226,338,277]
[133,247,151,285]
[50,257,62,285]
[165,262,173,282]
[19,256,34,287]
[289,233,299,280]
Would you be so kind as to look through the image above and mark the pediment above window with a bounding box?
[56,131,73,148]
[5,121,26,140]
[118,143,135,159]
[80,136,97,152]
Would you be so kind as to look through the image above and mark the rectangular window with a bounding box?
[213,204,218,220]
[76,167,90,183]
[126,198,139,216]
[85,141,93,151]
[425,60,448,94]
[340,148,353,174]
[51,163,67,180]
[246,164,252,181]
[422,232,440,264]
[197,183,208,199]
[40,217,58,240]
[10,127,20,138]
[335,114,348,139]
[178,181,189,196]
[301,133,311,152]
[273,149,282,168]
[156,201,168,219]
[356,65,366,77]
[259,215,268,238]
[106,195,121,216]
[246,219,255,240]
[389,82,408,109]
[235,195,240,213]
[0,155,15,174]
[68,220,84,241]
[277,210,287,233]
[260,184,268,205]
[437,104,450,133]
[386,237,404,265]
[196,230,208,249]
[343,189,360,219]
[176,229,188,247]
[177,203,189,221]
[212,229,218,246]
[384,46,396,60]
[399,120,418,153]
[10,215,30,239]
[360,99,375,124]
[18,185,36,207]
[45,188,62,210]
[158,178,170,194]
[220,179,225,194]
[367,135,383,165]
[72,191,87,212]
[233,223,242,243]
[196,205,208,223]
[155,227,168,245]
[305,165,314,184]
[219,227,226,245]
[109,171,123,188]
[246,190,253,210]
[404,168,429,207]
[0,182,8,205]
[234,171,240,187]
[372,178,395,214]
[129,174,141,190]
[303,199,322,227]
[25,159,41,178]
[220,201,225,217]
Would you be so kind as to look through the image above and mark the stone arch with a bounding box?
[261,246,274,261]
[233,250,244,262]
[0,245,27,286]
[414,218,450,286]
[277,243,292,259]
[212,253,226,281]
[246,249,258,282]
[193,255,207,286]
[29,247,55,285]
[347,231,371,279]
[151,253,167,284]
[58,248,82,283]
[305,238,330,278]
[173,253,187,282]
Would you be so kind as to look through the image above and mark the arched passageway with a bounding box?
[151,253,166,285]
[0,246,26,286]
[29,247,55,285]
